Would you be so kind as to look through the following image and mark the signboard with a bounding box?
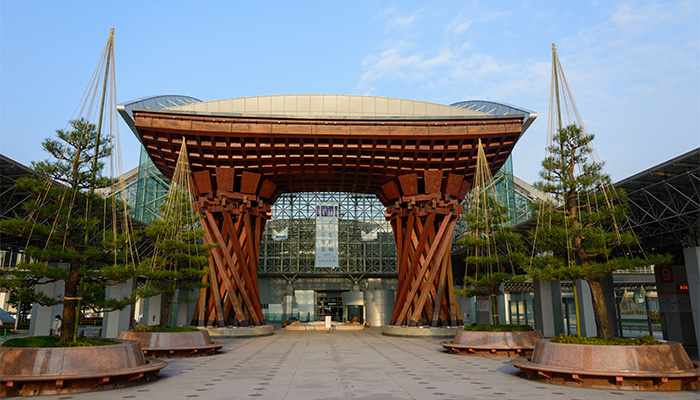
[658,265,674,283]
[272,227,288,241]
[659,293,693,313]
[325,315,332,332]
[476,298,491,312]
[315,202,339,268]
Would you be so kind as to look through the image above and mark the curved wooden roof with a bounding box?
[132,95,528,203]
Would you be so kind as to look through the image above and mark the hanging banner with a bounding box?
[272,227,288,241]
[315,202,339,268]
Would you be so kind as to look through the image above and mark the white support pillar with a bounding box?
[683,246,700,350]
[503,293,511,324]
[102,279,135,338]
[143,294,162,326]
[498,283,507,325]
[575,280,596,337]
[475,296,491,325]
[176,290,197,327]
[456,295,475,326]
[133,297,145,325]
[29,280,65,336]
[29,262,67,336]
[533,280,565,337]
[0,291,10,312]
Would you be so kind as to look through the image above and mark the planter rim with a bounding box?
[512,339,700,378]
[117,330,222,353]
[537,337,675,348]
[441,330,543,350]
[0,340,167,381]
[381,325,460,338]
[1,358,167,381]
[512,358,700,378]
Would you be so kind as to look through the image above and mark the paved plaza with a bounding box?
[5,328,699,400]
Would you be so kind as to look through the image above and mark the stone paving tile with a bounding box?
[12,328,699,400]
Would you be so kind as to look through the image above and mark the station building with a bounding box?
[116,94,536,327]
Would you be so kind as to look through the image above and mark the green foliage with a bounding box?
[130,325,199,332]
[453,273,526,298]
[463,324,534,332]
[2,336,118,348]
[455,190,527,325]
[31,118,112,190]
[0,118,141,345]
[136,184,213,327]
[551,334,660,346]
[527,124,667,281]
[459,193,527,279]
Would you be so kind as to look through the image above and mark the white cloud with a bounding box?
[419,48,454,69]
[376,6,423,31]
[357,0,698,183]
[445,12,474,35]
[359,47,425,89]
[388,14,417,30]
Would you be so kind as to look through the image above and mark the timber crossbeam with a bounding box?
[377,171,469,327]
[191,168,275,327]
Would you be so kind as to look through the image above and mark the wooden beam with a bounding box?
[196,266,209,326]
[206,250,227,326]
[398,173,418,196]
[202,213,247,325]
[259,179,277,200]
[215,167,235,193]
[446,255,461,325]
[431,250,449,326]
[240,171,261,195]
[424,170,443,194]
[212,211,261,326]
[445,174,463,197]
[395,215,452,324]
[409,218,457,326]
[192,170,213,195]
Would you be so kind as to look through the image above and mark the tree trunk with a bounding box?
[160,289,174,327]
[59,261,80,344]
[587,278,614,341]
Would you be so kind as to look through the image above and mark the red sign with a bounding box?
[658,265,674,283]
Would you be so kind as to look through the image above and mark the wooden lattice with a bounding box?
[190,168,277,327]
[379,171,469,326]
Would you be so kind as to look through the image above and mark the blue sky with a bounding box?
[1,1,698,185]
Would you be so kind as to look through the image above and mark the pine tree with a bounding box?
[0,118,140,344]
[453,140,527,326]
[454,193,527,325]
[136,144,212,327]
[527,124,669,341]
[137,192,212,327]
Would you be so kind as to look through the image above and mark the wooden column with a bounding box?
[190,168,279,327]
[379,171,469,327]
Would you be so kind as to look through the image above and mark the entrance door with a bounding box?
[317,292,343,322]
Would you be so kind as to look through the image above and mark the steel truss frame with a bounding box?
[616,148,700,250]
[259,192,396,276]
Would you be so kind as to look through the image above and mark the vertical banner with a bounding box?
[315,202,339,268]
